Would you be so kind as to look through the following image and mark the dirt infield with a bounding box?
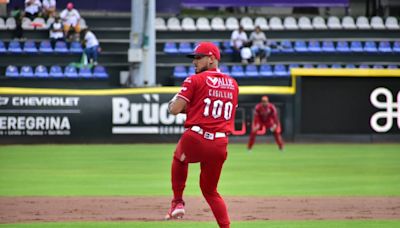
[1,196,400,223]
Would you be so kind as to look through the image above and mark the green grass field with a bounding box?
[0,143,399,227]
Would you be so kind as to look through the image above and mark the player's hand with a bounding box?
[270,124,277,132]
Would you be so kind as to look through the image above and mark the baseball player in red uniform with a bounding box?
[247,95,284,151]
[165,42,239,228]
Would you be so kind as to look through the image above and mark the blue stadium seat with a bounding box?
[288,63,300,74]
[70,41,83,53]
[308,40,321,52]
[364,41,378,52]
[331,64,342,68]
[54,41,68,53]
[79,66,92,78]
[387,65,398,69]
[259,64,273,76]
[378,41,392,53]
[268,41,279,53]
[188,66,195,75]
[0,40,6,53]
[294,40,308,52]
[336,41,350,52]
[222,41,233,54]
[273,64,289,77]
[49,65,64,77]
[321,41,335,52]
[317,64,328,68]
[35,65,49,77]
[345,64,356,69]
[302,64,314,68]
[8,40,22,53]
[20,66,34,77]
[350,41,363,52]
[64,65,78,77]
[39,40,53,53]
[164,42,178,54]
[230,65,245,77]
[219,64,230,74]
[173,66,187,78]
[178,42,192,54]
[23,40,38,53]
[212,41,221,49]
[245,65,259,77]
[359,64,370,69]
[5,65,19,77]
[93,65,109,78]
[280,40,294,53]
[373,64,383,69]
[393,41,400,53]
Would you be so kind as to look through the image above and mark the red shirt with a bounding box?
[254,102,279,125]
[177,68,239,133]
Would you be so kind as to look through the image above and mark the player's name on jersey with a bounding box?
[208,89,233,100]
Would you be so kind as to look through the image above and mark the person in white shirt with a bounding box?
[249,26,271,63]
[60,2,81,37]
[82,29,100,65]
[25,0,42,20]
[49,16,64,48]
[230,26,248,62]
[42,0,56,18]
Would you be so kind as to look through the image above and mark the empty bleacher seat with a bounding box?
[273,64,288,76]
[356,16,371,29]
[49,65,63,77]
[371,16,385,29]
[342,16,356,29]
[222,41,233,53]
[317,63,328,68]
[308,40,321,52]
[393,41,400,52]
[70,41,83,53]
[79,66,92,78]
[303,64,314,68]
[35,65,49,77]
[196,17,211,31]
[254,17,269,30]
[20,65,34,77]
[385,17,400,30]
[378,41,392,52]
[181,17,196,31]
[219,65,230,74]
[23,40,38,53]
[322,41,336,52]
[359,64,370,69]
[298,16,313,30]
[22,17,34,30]
[336,41,350,52]
[350,41,363,52]
[280,40,294,53]
[79,18,88,29]
[5,65,19,77]
[345,64,356,68]
[331,64,342,68]
[294,40,308,52]
[364,41,378,52]
[0,40,6,53]
[173,66,187,78]
[0,18,6,30]
[211,17,226,31]
[188,66,195,76]
[387,65,398,69]
[327,16,342,29]
[269,17,284,30]
[230,65,245,77]
[178,42,192,54]
[240,17,255,30]
[283,16,298,30]
[259,64,273,76]
[164,42,178,54]
[312,16,327,29]
[288,63,300,72]
[6,17,16,30]
[167,17,181,31]
[39,40,53,53]
[93,65,108,78]
[54,41,68,53]
[64,65,78,77]
[155,17,167,31]
[373,64,384,69]
[8,40,22,53]
[225,17,239,30]
[245,65,258,77]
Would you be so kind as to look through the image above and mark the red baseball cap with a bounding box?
[187,42,221,61]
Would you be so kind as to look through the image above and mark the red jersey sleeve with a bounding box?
[270,104,279,124]
[177,76,195,103]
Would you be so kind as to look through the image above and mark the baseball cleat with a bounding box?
[165,201,185,220]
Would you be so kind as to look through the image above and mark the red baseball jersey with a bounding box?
[254,102,279,125]
[177,68,239,133]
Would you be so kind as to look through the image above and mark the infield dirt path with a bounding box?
[1,196,400,223]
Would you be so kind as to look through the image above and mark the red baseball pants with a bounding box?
[171,130,230,228]
[247,122,284,150]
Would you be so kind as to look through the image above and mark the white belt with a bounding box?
[190,126,226,140]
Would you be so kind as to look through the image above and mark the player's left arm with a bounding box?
[270,105,280,131]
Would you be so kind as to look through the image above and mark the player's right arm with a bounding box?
[168,95,187,115]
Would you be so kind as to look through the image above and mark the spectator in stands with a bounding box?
[249,26,271,64]
[42,0,56,19]
[60,2,81,41]
[230,25,248,62]
[81,28,100,65]
[24,0,42,20]
[11,6,24,40]
[49,15,64,48]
